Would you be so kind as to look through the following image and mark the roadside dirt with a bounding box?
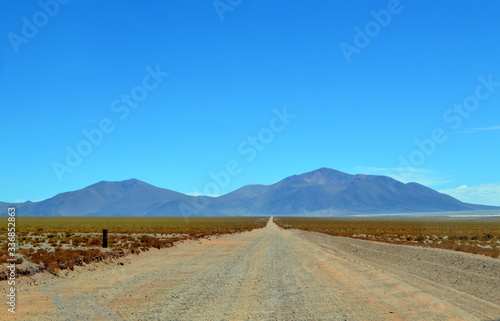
[1,218,499,320]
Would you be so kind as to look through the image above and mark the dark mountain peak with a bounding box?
[95,178,141,185]
[304,167,348,177]
[114,178,144,188]
[87,178,148,191]
[278,168,352,186]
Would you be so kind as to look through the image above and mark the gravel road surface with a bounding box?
[3,218,499,320]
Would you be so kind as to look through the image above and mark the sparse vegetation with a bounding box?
[0,216,268,275]
[274,217,500,258]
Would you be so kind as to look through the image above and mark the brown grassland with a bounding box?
[3,215,499,278]
[0,216,268,275]
[273,217,500,258]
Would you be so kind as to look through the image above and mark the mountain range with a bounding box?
[1,168,498,216]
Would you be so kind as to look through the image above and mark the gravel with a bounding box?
[3,218,499,320]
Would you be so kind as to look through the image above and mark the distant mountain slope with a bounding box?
[208,168,496,215]
[6,179,191,216]
[1,169,498,216]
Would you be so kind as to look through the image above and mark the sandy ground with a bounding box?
[1,218,499,320]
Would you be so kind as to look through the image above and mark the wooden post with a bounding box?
[103,229,108,248]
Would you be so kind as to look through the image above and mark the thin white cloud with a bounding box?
[470,126,500,131]
[440,183,500,206]
[454,125,500,134]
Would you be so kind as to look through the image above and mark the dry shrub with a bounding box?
[59,238,70,244]
[0,253,9,264]
[1,243,8,251]
[415,235,425,242]
[29,248,108,274]
[274,217,500,259]
[5,216,267,275]
[19,248,35,256]
[88,238,101,247]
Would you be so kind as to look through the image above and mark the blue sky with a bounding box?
[1,1,500,206]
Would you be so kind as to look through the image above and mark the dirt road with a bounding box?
[3,218,500,320]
